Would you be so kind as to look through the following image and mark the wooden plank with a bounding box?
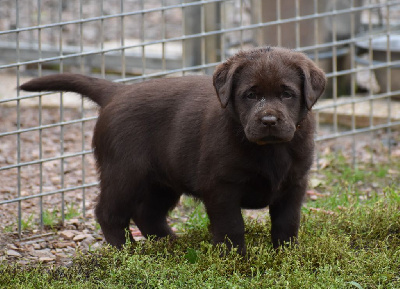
[315,96,400,129]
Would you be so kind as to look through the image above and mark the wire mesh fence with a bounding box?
[0,0,399,238]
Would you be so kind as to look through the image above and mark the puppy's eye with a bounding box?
[282,91,294,99]
[246,92,257,100]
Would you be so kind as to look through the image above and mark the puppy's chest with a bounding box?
[240,153,291,209]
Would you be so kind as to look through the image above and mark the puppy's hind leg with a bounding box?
[132,184,181,240]
[95,174,137,248]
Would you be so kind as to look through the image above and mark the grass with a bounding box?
[21,214,34,231]
[1,156,399,288]
[43,204,81,228]
[42,210,60,228]
[18,203,83,231]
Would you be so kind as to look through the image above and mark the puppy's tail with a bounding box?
[19,73,119,108]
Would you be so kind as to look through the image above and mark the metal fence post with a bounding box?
[183,0,220,73]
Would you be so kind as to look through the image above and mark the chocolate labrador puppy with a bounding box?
[20,47,326,254]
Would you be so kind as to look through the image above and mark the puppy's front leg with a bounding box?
[269,180,307,248]
[204,187,245,255]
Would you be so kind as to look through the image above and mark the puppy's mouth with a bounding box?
[244,123,295,145]
[255,136,289,145]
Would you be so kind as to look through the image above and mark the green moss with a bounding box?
[1,163,399,288]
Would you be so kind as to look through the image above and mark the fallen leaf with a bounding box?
[309,207,335,215]
[309,178,325,188]
[130,228,143,237]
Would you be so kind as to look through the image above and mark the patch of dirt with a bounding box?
[0,105,103,265]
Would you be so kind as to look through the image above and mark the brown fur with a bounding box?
[20,47,326,254]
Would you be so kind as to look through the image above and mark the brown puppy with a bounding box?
[20,47,326,254]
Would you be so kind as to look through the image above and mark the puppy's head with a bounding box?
[213,47,326,145]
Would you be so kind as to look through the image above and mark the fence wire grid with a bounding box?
[0,0,399,238]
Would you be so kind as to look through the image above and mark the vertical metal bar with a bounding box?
[350,0,357,167]
[220,0,226,61]
[101,0,105,77]
[16,0,22,239]
[203,1,218,75]
[182,0,186,75]
[183,0,201,73]
[37,0,44,230]
[201,2,206,73]
[255,0,262,47]
[28,0,33,43]
[295,0,300,48]
[80,0,86,219]
[141,1,146,78]
[80,0,84,73]
[385,2,392,158]
[121,0,126,79]
[313,0,319,62]
[161,0,166,71]
[277,0,281,47]
[59,0,65,224]
[239,0,243,48]
[313,0,320,170]
[332,0,338,134]
[367,0,374,163]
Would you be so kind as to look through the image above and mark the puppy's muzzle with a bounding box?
[251,114,294,145]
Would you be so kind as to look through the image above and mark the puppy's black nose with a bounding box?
[261,115,277,126]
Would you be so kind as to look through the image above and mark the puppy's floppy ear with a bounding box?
[301,61,326,110]
[213,61,242,108]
